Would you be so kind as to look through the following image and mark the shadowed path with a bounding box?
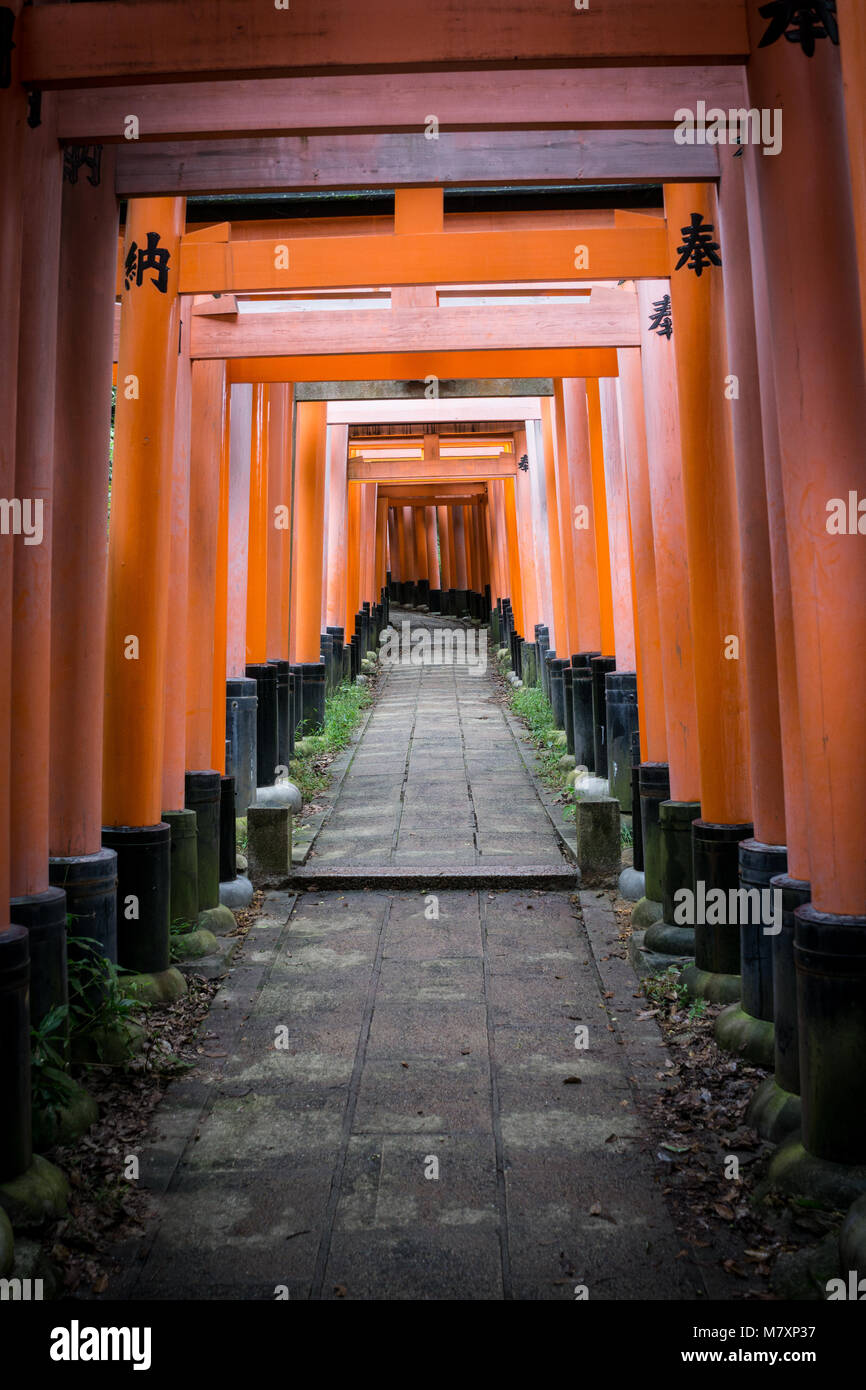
[119,613,701,1300]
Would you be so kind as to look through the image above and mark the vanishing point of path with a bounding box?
[118,612,701,1300]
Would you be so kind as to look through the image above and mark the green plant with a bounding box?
[31,1004,72,1120]
[621,821,634,847]
[290,679,373,806]
[66,934,138,1059]
[688,996,708,1021]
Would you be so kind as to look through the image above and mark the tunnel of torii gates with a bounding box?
[1,0,866,1229]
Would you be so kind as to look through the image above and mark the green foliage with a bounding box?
[66,934,138,1059]
[31,1004,72,1121]
[508,685,571,808]
[323,679,373,752]
[621,820,634,847]
[290,679,373,806]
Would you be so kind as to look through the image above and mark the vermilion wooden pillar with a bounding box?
[290,401,328,663]
[502,478,525,639]
[401,505,417,588]
[747,12,866,1168]
[413,505,429,597]
[598,378,637,672]
[425,507,440,592]
[387,508,401,586]
[161,306,193,816]
[561,380,603,653]
[11,98,67,1033]
[665,182,752,991]
[49,146,120,997]
[245,384,269,665]
[512,428,539,636]
[837,0,866,368]
[226,385,252,677]
[585,381,616,657]
[325,424,349,630]
[186,361,227,770]
[539,398,569,656]
[0,0,35,1188]
[210,390,231,773]
[345,483,361,638]
[375,496,389,597]
[636,280,702,948]
[436,506,453,590]
[636,282,701,806]
[361,483,377,609]
[617,350,667,765]
[266,384,293,660]
[103,196,185,983]
[551,384,581,657]
[718,160,786,850]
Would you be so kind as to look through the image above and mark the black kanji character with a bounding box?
[758,2,839,57]
[675,213,722,277]
[124,231,171,294]
[63,145,103,187]
[517,454,529,472]
[648,293,672,339]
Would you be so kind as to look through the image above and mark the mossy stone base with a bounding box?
[631,896,663,929]
[627,929,692,979]
[552,731,567,748]
[0,1155,69,1227]
[682,962,741,1005]
[747,1074,802,1142]
[558,754,576,771]
[32,1075,98,1152]
[172,928,218,961]
[0,1208,13,1276]
[840,1194,866,1275]
[714,1003,775,1068]
[771,1232,841,1301]
[123,966,187,1006]
[644,919,695,955]
[197,904,237,935]
[763,1133,866,1209]
[71,1017,146,1067]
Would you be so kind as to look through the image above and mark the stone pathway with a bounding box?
[119,611,701,1301]
[309,612,567,869]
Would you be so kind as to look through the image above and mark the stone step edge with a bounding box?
[285,864,578,890]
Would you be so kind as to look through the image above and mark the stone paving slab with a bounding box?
[122,887,704,1301]
[115,617,702,1301]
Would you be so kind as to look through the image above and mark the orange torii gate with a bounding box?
[1,0,865,1241]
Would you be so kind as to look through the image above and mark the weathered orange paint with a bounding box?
[186,360,227,771]
[245,384,269,664]
[561,379,603,653]
[617,349,667,764]
[290,401,328,663]
[585,380,616,659]
[636,280,701,803]
[11,105,62,894]
[266,383,292,660]
[51,146,119,857]
[325,423,349,630]
[539,398,568,654]
[210,391,231,773]
[746,32,866,912]
[161,304,192,813]
[664,183,750,826]
[718,158,786,847]
[104,197,185,827]
[425,507,441,589]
